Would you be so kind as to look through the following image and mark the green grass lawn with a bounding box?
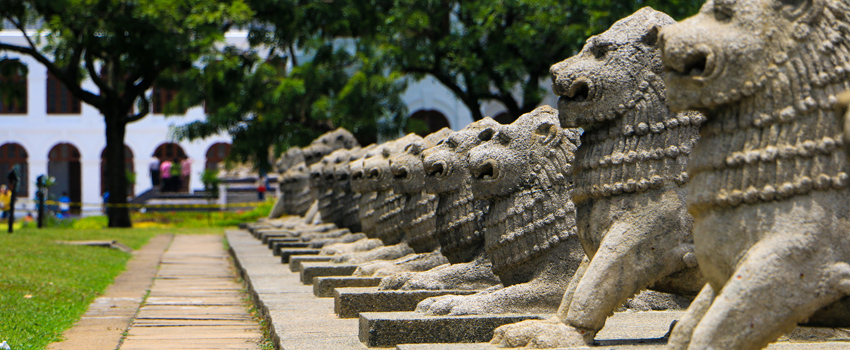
[0,202,271,349]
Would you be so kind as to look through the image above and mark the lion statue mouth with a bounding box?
[662,44,720,81]
[557,77,596,103]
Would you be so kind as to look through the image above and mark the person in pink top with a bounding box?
[180,158,192,192]
[160,159,172,192]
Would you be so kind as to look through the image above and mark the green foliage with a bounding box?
[359,0,704,121]
[0,0,252,227]
[201,169,221,200]
[173,43,407,170]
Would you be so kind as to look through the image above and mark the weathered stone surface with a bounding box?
[320,237,384,256]
[493,8,705,348]
[313,277,383,298]
[659,1,850,349]
[352,251,448,277]
[300,262,359,284]
[271,242,311,256]
[379,254,500,291]
[389,128,453,253]
[289,255,334,272]
[332,146,372,232]
[380,120,503,292]
[264,236,299,247]
[358,312,544,347]
[307,233,367,249]
[334,287,477,318]
[280,248,322,263]
[839,91,850,154]
[417,107,584,316]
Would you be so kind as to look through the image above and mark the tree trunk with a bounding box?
[104,110,132,228]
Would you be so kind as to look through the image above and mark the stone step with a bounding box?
[300,262,358,284]
[281,248,322,263]
[314,277,383,298]
[358,312,545,347]
[262,235,299,245]
[273,242,311,255]
[290,255,334,272]
[334,287,478,318]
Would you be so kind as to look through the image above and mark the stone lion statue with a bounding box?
[379,119,502,291]
[330,135,421,263]
[301,128,359,166]
[352,128,454,277]
[417,106,585,316]
[660,0,850,348]
[492,8,704,347]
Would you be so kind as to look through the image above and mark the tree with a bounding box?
[170,4,408,170]
[0,0,252,227]
[299,0,704,122]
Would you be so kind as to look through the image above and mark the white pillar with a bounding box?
[80,159,100,214]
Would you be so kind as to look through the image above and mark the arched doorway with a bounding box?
[48,143,81,214]
[154,143,189,192]
[0,143,28,197]
[405,110,451,136]
[101,145,135,197]
[205,143,231,171]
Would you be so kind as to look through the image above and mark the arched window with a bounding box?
[405,110,451,136]
[0,143,28,197]
[205,143,231,171]
[48,143,81,213]
[47,72,81,114]
[101,145,135,196]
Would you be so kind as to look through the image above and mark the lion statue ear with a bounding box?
[534,121,559,146]
[776,0,824,23]
[641,25,661,47]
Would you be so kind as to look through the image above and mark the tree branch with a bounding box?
[0,41,102,107]
[126,95,150,123]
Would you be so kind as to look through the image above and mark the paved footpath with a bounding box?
[119,234,263,350]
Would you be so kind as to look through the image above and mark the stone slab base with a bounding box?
[313,277,383,298]
[273,242,311,255]
[290,256,334,272]
[260,232,295,244]
[264,236,299,246]
[280,249,322,263]
[256,229,291,240]
[358,312,544,347]
[335,287,478,318]
[300,262,358,284]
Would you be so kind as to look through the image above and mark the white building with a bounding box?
[0,30,555,214]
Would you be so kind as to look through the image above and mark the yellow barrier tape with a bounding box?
[25,199,268,209]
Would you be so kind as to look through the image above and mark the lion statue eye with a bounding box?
[713,0,735,21]
[591,42,612,60]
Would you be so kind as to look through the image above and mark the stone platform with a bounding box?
[300,262,359,284]
[290,255,334,272]
[359,312,545,347]
[280,248,322,263]
[335,287,479,318]
[227,228,850,350]
[314,277,383,298]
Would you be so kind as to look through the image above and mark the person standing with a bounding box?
[171,158,182,192]
[58,192,70,218]
[256,177,267,201]
[180,158,192,193]
[0,185,9,220]
[160,159,172,192]
[149,156,161,190]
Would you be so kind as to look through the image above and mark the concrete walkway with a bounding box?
[119,234,263,350]
[48,234,173,350]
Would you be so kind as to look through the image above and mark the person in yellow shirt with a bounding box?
[0,184,11,220]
